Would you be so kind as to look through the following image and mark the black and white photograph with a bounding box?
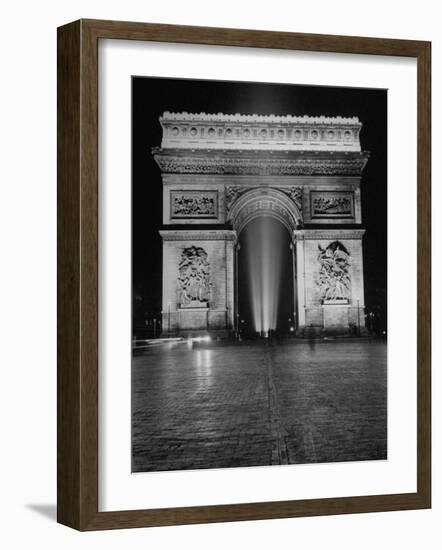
[131,76,387,473]
[1,0,436,542]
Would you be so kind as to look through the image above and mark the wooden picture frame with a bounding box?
[57,18,431,530]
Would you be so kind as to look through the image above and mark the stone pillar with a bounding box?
[294,229,366,336]
[289,241,298,330]
[346,236,367,335]
[160,230,236,336]
[234,242,241,336]
[294,234,306,331]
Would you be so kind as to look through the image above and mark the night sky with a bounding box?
[132,77,387,335]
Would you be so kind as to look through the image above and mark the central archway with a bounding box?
[230,188,300,338]
[237,216,295,338]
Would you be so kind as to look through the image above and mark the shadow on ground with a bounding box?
[26,504,57,521]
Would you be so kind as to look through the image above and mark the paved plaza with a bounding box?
[132,339,387,472]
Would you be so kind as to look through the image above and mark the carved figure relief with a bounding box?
[311,192,354,217]
[281,186,303,212]
[171,191,217,218]
[225,186,248,212]
[316,241,351,303]
[178,246,210,306]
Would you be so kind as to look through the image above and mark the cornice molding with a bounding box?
[294,229,365,240]
[160,229,237,242]
[153,153,368,176]
[161,111,361,125]
[161,174,362,187]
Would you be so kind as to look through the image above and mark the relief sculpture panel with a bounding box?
[316,241,351,303]
[311,191,354,218]
[178,246,211,307]
[171,190,218,219]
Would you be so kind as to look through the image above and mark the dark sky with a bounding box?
[132,76,387,329]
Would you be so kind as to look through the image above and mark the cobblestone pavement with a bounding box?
[132,339,387,472]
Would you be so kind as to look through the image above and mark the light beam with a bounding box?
[243,217,286,335]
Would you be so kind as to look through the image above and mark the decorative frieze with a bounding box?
[294,229,365,240]
[171,190,218,219]
[159,111,363,152]
[310,191,355,218]
[154,152,368,176]
[160,229,237,242]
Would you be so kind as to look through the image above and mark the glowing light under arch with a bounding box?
[240,216,291,336]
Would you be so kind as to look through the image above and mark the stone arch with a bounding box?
[228,187,302,235]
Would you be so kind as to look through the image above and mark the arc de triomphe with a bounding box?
[152,112,369,336]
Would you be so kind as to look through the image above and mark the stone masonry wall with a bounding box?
[297,232,366,333]
[162,236,235,334]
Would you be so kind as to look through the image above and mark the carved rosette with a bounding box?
[178,246,210,307]
[316,241,351,303]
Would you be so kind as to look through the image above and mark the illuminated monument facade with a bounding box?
[152,112,369,336]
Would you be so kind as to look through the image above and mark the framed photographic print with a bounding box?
[57,19,431,530]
